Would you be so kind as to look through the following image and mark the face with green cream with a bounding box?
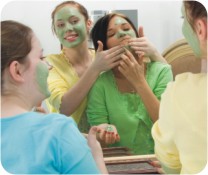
[107,16,137,50]
[182,5,201,57]
[54,6,88,48]
[36,62,51,98]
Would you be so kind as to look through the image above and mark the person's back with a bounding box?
[1,112,100,174]
[152,72,207,174]
[152,1,207,174]
[1,20,107,174]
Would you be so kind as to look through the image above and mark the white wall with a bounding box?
[1,0,184,56]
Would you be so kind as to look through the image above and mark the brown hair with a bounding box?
[51,0,89,34]
[184,1,207,30]
[90,13,139,51]
[1,20,33,89]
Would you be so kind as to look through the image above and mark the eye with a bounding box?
[40,56,45,60]
[123,28,130,31]
[108,33,115,38]
[70,18,79,25]
[57,23,65,28]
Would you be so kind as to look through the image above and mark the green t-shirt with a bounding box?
[87,62,173,155]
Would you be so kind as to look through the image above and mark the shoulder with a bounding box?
[45,53,65,66]
[148,61,171,70]
[43,113,77,126]
[96,70,113,83]
[162,73,207,112]
[172,73,207,92]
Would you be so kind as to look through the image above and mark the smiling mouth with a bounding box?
[64,34,78,42]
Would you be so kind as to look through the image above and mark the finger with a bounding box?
[97,40,103,52]
[138,26,144,37]
[110,53,123,63]
[120,54,131,67]
[118,66,126,76]
[105,132,112,145]
[129,42,147,48]
[135,51,145,56]
[107,47,125,59]
[107,45,124,54]
[108,60,121,69]
[89,126,98,137]
[124,48,137,64]
[138,53,145,65]
[97,129,106,141]
[116,133,120,142]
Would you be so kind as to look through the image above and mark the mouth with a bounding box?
[64,33,78,42]
[120,36,131,46]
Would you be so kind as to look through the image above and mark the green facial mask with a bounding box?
[54,6,87,48]
[114,17,137,39]
[36,62,51,98]
[182,5,201,57]
[114,17,136,51]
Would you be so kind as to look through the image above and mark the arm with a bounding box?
[151,84,181,174]
[118,49,172,122]
[118,50,159,122]
[86,77,120,145]
[87,126,108,174]
[60,43,124,116]
[58,118,102,174]
[129,26,167,63]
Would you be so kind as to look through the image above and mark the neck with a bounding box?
[1,95,33,118]
[63,40,91,65]
[201,58,207,73]
[112,68,125,79]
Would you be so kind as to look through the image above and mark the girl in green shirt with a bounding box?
[87,13,173,155]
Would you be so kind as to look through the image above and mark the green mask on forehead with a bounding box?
[182,5,201,57]
[36,62,51,98]
[54,6,87,48]
[114,17,136,39]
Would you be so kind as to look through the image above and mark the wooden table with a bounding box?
[104,154,159,174]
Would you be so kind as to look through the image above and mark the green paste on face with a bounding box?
[114,17,136,51]
[36,62,51,98]
[182,5,201,57]
[54,6,87,48]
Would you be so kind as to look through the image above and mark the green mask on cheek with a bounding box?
[182,5,201,57]
[36,62,51,98]
[54,7,87,48]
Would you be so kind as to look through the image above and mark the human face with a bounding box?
[26,35,51,98]
[182,5,201,57]
[54,6,88,48]
[106,16,137,49]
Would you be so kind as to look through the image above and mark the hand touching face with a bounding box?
[106,16,137,49]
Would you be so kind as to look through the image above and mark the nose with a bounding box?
[44,61,53,70]
[116,30,127,38]
[65,22,73,31]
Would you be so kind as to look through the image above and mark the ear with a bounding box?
[9,61,25,83]
[86,19,93,31]
[195,18,207,41]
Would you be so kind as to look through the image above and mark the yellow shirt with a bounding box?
[45,49,95,130]
[152,73,207,174]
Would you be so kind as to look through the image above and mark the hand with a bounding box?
[128,26,166,63]
[118,49,146,91]
[87,126,108,174]
[92,41,125,72]
[87,126,103,159]
[34,106,47,113]
[149,160,165,174]
[96,124,120,146]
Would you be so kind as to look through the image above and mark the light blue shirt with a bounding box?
[1,112,100,174]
